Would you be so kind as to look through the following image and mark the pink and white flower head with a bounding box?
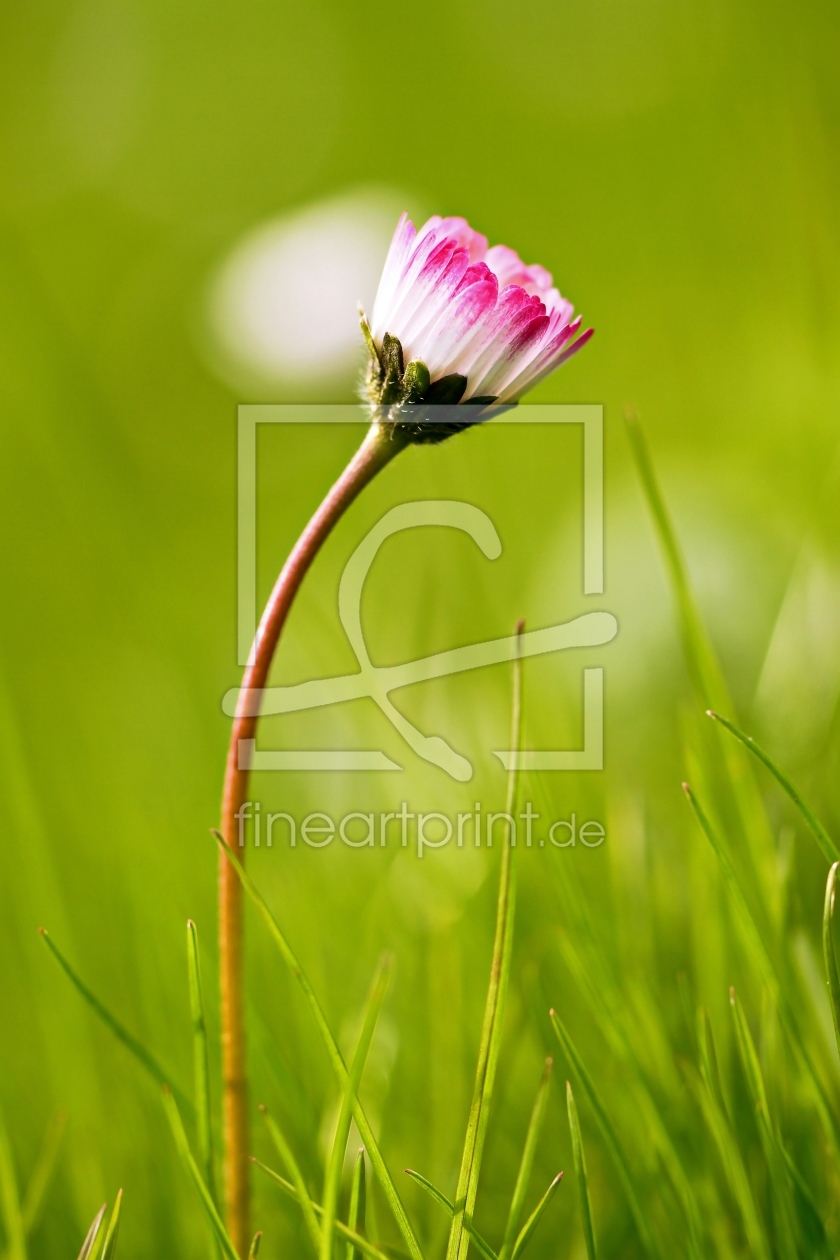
[362,213,592,441]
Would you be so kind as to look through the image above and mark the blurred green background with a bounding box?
[1,0,840,1254]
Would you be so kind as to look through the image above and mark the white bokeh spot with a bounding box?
[208,188,414,390]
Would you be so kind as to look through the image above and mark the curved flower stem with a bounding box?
[219,420,407,1254]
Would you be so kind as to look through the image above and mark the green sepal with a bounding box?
[359,311,381,368]
[359,323,505,443]
[423,373,468,405]
[401,359,431,403]
[379,333,405,405]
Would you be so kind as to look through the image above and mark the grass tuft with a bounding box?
[252,1158,390,1260]
[212,830,424,1260]
[550,1010,659,1259]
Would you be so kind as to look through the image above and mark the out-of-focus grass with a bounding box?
[1,0,840,1254]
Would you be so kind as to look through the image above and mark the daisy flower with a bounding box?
[362,213,592,438]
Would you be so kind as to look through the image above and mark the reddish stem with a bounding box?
[218,421,406,1253]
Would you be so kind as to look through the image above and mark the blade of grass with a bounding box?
[100,1189,122,1260]
[252,1158,391,1260]
[779,1147,829,1256]
[260,1105,321,1254]
[553,903,705,1255]
[162,1088,240,1260]
[322,956,391,1260]
[510,1173,563,1260]
[404,1171,497,1260]
[696,1004,770,1257]
[550,1010,660,1259]
[212,832,423,1260]
[77,1205,107,1260]
[446,623,524,1260]
[19,1109,67,1238]
[729,990,798,1260]
[682,785,776,984]
[683,1060,770,1260]
[708,711,840,863]
[187,922,218,1260]
[683,784,840,1156]
[498,1057,552,1260]
[187,921,216,1210]
[822,863,840,1060]
[40,929,191,1115]
[247,1233,262,1259]
[625,412,729,707]
[0,1107,26,1260]
[346,1149,366,1260]
[695,1009,725,1114]
[566,1082,596,1260]
[626,412,775,901]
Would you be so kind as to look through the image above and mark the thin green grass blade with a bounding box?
[0,1107,26,1260]
[162,1088,239,1260]
[555,918,705,1256]
[211,832,423,1260]
[77,1205,107,1260]
[681,785,775,980]
[19,1109,67,1238]
[100,1189,122,1260]
[729,990,798,1260]
[321,956,391,1260]
[626,412,776,905]
[822,863,840,1060]
[779,1147,829,1256]
[683,1059,770,1260]
[550,1011,660,1259]
[498,1057,552,1260]
[625,412,729,707]
[708,711,840,862]
[260,1105,321,1254]
[252,1158,391,1260]
[446,624,524,1260]
[187,920,216,1213]
[695,1009,725,1114]
[247,1233,262,1259]
[566,1081,597,1260]
[695,1005,770,1258]
[346,1149,366,1260]
[404,1171,497,1260]
[40,929,190,1115]
[510,1173,563,1260]
[683,784,840,1156]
